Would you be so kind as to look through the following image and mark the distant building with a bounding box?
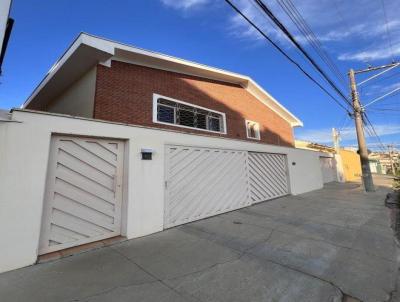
[295,140,361,182]
[369,151,399,175]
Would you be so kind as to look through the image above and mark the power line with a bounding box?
[224,0,352,113]
[253,0,352,107]
[275,0,348,88]
[363,113,388,151]
[380,0,395,62]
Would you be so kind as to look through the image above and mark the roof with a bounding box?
[23,33,303,127]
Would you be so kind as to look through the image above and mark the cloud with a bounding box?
[160,0,209,10]
[227,0,283,43]
[297,124,400,144]
[338,44,400,61]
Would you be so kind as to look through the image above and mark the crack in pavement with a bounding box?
[109,247,202,302]
[178,218,398,302]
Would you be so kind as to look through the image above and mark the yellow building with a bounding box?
[295,140,361,182]
[339,149,361,182]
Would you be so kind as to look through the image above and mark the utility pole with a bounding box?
[349,69,375,191]
[388,144,396,175]
[332,128,345,182]
[348,62,399,191]
[332,128,340,153]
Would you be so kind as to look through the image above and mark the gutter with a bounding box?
[0,17,13,75]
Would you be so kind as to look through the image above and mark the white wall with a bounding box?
[45,67,96,117]
[0,110,323,273]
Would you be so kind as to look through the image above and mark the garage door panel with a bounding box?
[248,152,289,204]
[165,146,250,228]
[170,151,241,206]
[179,154,247,217]
[39,135,124,255]
[169,151,246,214]
[169,150,221,197]
[253,154,286,186]
[249,157,284,196]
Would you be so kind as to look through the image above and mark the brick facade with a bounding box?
[94,61,294,147]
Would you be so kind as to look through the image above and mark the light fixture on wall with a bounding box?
[141,148,154,160]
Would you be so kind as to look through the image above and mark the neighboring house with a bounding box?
[295,140,361,182]
[0,0,13,74]
[369,159,383,174]
[369,151,399,175]
[1,33,330,273]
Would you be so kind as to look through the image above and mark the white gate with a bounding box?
[248,152,289,203]
[39,135,124,254]
[320,156,336,183]
[164,145,251,228]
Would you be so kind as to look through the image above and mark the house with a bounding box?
[0,33,327,273]
[369,151,399,175]
[295,140,361,182]
[24,33,302,145]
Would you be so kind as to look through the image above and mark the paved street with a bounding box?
[0,176,398,302]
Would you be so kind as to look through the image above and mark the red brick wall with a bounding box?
[94,61,294,146]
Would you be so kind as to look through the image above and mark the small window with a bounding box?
[154,94,226,134]
[246,120,260,140]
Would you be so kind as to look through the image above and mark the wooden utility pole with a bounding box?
[349,69,375,191]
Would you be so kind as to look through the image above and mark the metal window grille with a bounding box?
[157,98,224,132]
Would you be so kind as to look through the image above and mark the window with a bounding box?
[246,120,260,140]
[154,94,226,134]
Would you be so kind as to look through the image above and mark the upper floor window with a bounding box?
[153,94,226,134]
[246,120,260,140]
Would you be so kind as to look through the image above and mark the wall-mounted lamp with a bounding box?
[141,148,154,160]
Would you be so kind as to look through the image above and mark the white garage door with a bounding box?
[320,157,336,183]
[164,145,251,228]
[39,135,125,255]
[248,152,289,203]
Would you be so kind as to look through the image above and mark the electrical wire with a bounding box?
[224,0,352,113]
[363,113,388,151]
[252,0,352,107]
[275,0,347,88]
[380,0,395,62]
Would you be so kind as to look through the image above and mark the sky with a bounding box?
[1,0,399,150]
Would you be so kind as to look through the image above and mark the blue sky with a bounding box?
[1,0,399,149]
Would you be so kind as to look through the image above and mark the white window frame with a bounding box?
[245,119,261,140]
[152,93,227,134]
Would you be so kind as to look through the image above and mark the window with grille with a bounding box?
[154,95,226,133]
[246,120,260,140]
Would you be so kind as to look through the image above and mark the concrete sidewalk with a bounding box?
[0,177,398,302]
